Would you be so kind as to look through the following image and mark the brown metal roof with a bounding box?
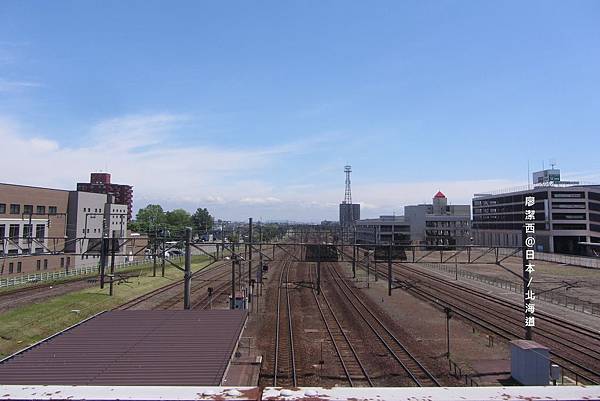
[0,310,247,386]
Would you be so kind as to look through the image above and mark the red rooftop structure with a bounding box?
[77,172,133,220]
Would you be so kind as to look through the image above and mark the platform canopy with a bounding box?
[0,310,247,386]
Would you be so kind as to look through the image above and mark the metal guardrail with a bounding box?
[419,262,600,316]
[0,259,149,288]
[496,248,600,269]
[448,358,480,386]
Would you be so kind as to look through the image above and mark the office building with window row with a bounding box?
[1,182,128,276]
[472,170,600,255]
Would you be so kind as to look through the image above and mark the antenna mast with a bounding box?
[344,165,352,204]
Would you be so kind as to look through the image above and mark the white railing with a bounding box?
[0,259,150,288]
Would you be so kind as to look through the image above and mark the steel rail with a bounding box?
[114,259,228,310]
[285,259,298,387]
[375,262,600,385]
[395,261,600,342]
[392,263,600,360]
[272,258,286,386]
[405,282,600,385]
[390,262,600,363]
[310,263,374,387]
[327,262,441,387]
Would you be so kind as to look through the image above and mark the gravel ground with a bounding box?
[413,251,600,305]
[0,279,96,313]
[248,250,465,387]
[340,260,513,386]
[406,262,600,333]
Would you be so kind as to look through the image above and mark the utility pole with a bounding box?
[317,240,321,295]
[231,254,236,309]
[445,307,452,357]
[161,227,166,277]
[152,238,157,277]
[388,242,392,296]
[366,250,370,288]
[109,237,116,296]
[455,255,458,281]
[352,226,357,278]
[100,237,107,289]
[183,227,192,310]
[248,218,253,292]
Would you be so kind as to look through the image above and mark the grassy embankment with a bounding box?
[0,255,215,358]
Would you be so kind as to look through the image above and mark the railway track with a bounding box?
[272,258,297,387]
[367,260,600,385]
[326,261,441,387]
[308,263,374,387]
[115,259,229,310]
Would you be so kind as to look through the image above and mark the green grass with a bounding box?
[0,255,214,358]
[0,257,192,295]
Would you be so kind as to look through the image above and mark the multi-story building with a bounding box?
[1,182,129,276]
[339,203,360,227]
[355,215,411,245]
[405,191,471,246]
[472,169,600,255]
[0,183,69,275]
[77,173,133,221]
[66,192,128,269]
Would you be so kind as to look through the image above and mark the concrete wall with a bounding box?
[404,205,428,242]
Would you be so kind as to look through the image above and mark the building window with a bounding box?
[10,204,20,214]
[9,224,19,240]
[0,203,5,214]
[552,192,585,199]
[0,225,5,239]
[23,205,33,215]
[49,206,57,215]
[66,257,70,268]
[36,260,41,270]
[23,224,32,238]
[60,257,65,268]
[43,259,48,270]
[8,263,13,274]
[37,205,46,214]
[17,262,22,273]
[36,225,45,239]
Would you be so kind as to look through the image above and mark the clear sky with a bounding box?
[1,1,599,222]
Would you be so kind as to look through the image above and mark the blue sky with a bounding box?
[1,1,599,221]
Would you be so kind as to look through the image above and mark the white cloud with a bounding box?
[240,197,282,205]
[0,114,531,222]
[0,79,41,92]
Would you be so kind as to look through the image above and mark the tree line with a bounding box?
[129,205,214,237]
